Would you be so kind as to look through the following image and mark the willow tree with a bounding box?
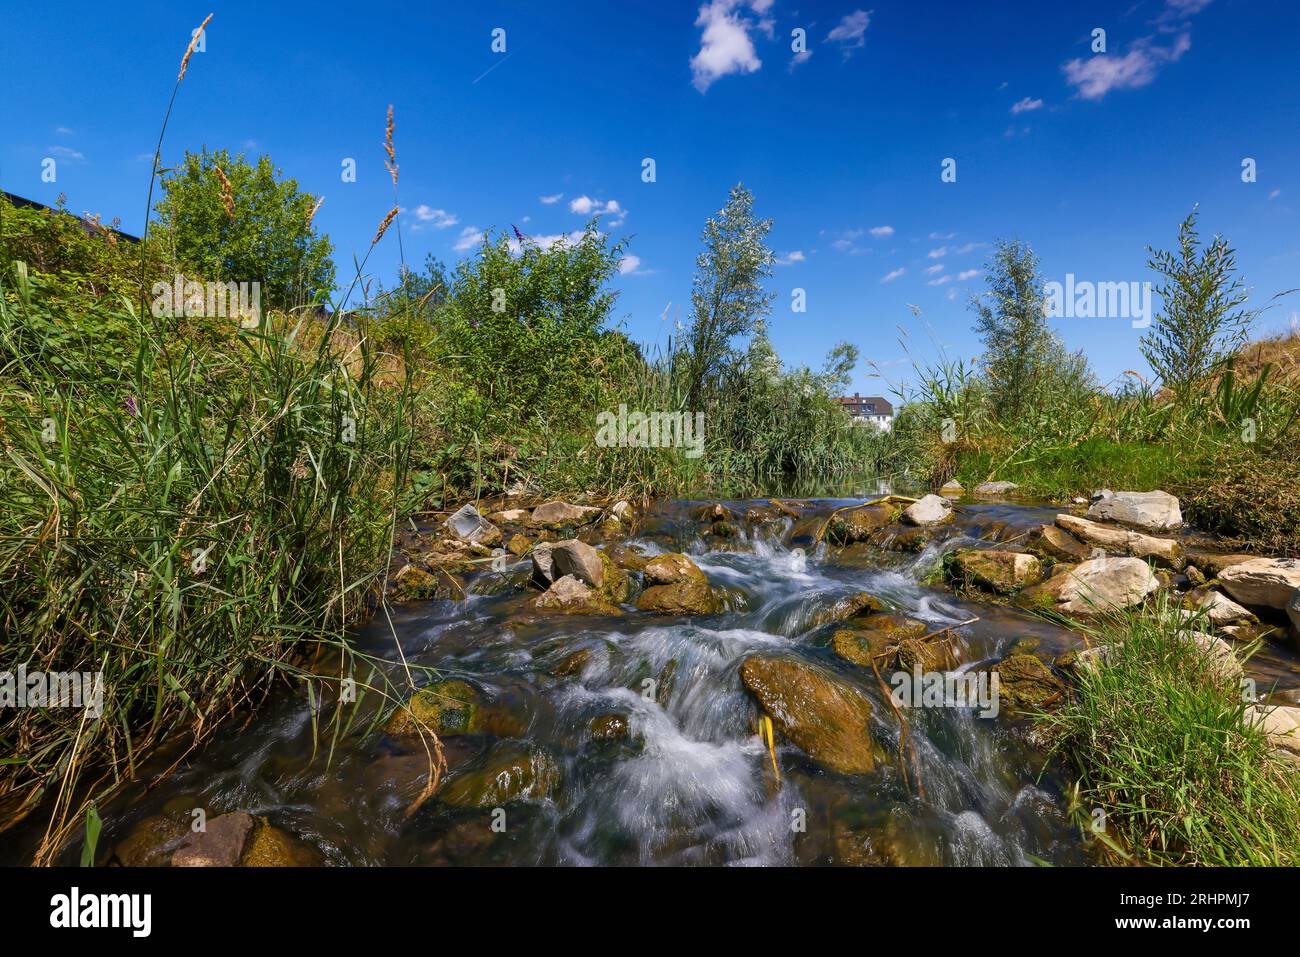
[1141,206,1251,402]
[683,184,775,411]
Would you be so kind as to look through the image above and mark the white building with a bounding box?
[837,393,893,431]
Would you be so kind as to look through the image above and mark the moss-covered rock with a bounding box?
[239,817,321,866]
[589,713,630,740]
[385,679,525,738]
[896,637,957,672]
[824,505,899,545]
[830,628,895,668]
[111,811,191,867]
[993,654,1065,710]
[636,553,719,615]
[806,591,886,628]
[437,743,559,807]
[393,564,465,601]
[945,548,1042,595]
[738,655,878,775]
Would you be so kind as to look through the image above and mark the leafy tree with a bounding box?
[683,184,775,409]
[439,224,625,421]
[1141,206,1251,401]
[970,239,1073,420]
[153,148,334,309]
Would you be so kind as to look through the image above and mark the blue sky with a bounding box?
[3,0,1298,395]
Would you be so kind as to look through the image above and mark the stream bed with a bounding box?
[63,493,1300,867]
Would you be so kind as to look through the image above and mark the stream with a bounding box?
[46,491,1300,867]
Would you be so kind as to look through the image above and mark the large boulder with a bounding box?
[1085,490,1182,532]
[636,553,719,615]
[946,548,1041,594]
[1217,557,1300,610]
[444,504,502,546]
[1055,513,1181,567]
[240,817,322,867]
[529,501,602,529]
[1021,556,1159,616]
[551,539,604,588]
[973,481,1019,496]
[738,656,877,775]
[900,494,952,526]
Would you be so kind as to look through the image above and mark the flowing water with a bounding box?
[48,493,1300,867]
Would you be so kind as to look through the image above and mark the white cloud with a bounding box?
[690,0,766,93]
[869,225,894,237]
[411,205,459,228]
[569,195,626,225]
[54,126,74,135]
[453,227,485,252]
[881,267,905,283]
[776,250,806,265]
[539,193,564,204]
[619,254,644,275]
[1010,96,1043,114]
[927,275,952,286]
[827,9,871,56]
[1063,33,1191,100]
[927,246,947,259]
[924,264,944,275]
[47,145,84,159]
[790,49,812,70]
[928,231,955,240]
[1269,189,1281,200]
[957,269,979,280]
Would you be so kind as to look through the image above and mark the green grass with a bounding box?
[0,266,418,862]
[1040,597,1300,866]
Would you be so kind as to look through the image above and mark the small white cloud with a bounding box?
[928,231,956,240]
[827,9,871,57]
[453,227,485,252]
[927,246,947,259]
[539,193,564,205]
[924,264,943,275]
[790,49,812,70]
[776,250,806,265]
[927,275,952,286]
[956,269,979,280]
[619,254,644,275]
[869,225,894,237]
[1268,189,1281,200]
[1010,96,1043,114]
[412,205,459,228]
[54,126,74,135]
[47,145,84,159]
[881,267,905,283]
[569,195,625,225]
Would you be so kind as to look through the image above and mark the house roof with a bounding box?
[2,190,140,243]
[836,393,893,415]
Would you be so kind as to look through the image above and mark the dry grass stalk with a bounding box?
[372,206,399,246]
[213,164,235,221]
[178,14,214,81]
